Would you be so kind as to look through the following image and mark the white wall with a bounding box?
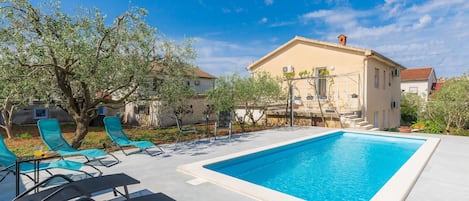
[401,81,431,101]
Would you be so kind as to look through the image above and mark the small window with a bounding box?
[316,68,328,98]
[98,106,105,115]
[383,70,386,89]
[374,68,380,88]
[409,87,418,94]
[34,108,48,119]
[135,105,149,115]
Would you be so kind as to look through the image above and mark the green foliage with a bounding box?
[423,120,443,134]
[422,76,469,134]
[207,74,238,112]
[17,132,32,139]
[400,93,423,125]
[0,0,195,146]
[411,121,425,129]
[298,70,308,77]
[207,72,282,125]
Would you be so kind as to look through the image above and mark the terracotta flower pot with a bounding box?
[399,126,412,133]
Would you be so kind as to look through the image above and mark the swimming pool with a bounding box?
[178,130,440,201]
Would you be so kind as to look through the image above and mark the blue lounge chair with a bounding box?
[103,116,164,156]
[37,119,119,167]
[0,134,93,185]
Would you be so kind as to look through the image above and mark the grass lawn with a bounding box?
[3,123,275,156]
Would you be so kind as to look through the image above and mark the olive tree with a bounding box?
[400,93,424,126]
[0,0,190,147]
[0,61,45,138]
[151,42,197,122]
[423,76,469,134]
[207,72,282,130]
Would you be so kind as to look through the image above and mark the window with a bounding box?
[389,71,392,86]
[383,70,386,89]
[374,68,379,88]
[135,105,149,115]
[373,111,379,128]
[34,108,48,119]
[316,68,328,98]
[382,110,386,128]
[409,87,418,94]
[98,106,105,115]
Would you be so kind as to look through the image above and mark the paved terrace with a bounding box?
[1,127,468,200]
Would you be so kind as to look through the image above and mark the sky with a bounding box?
[35,0,469,78]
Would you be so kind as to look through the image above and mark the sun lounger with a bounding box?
[0,134,93,185]
[126,193,176,201]
[37,119,119,168]
[14,173,140,201]
[103,116,164,156]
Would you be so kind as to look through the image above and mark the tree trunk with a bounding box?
[1,97,15,139]
[71,116,90,148]
[445,121,452,135]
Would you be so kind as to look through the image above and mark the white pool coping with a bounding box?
[177,129,440,201]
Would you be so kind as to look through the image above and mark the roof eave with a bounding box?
[366,50,406,69]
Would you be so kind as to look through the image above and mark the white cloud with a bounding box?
[264,0,273,6]
[412,14,432,30]
[268,21,296,27]
[299,0,469,77]
[193,38,270,77]
[260,17,268,24]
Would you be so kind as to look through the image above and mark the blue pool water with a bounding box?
[205,132,425,201]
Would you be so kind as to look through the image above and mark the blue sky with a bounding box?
[38,0,468,78]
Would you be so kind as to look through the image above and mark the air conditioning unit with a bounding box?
[282,65,294,73]
[392,69,400,77]
[391,101,397,108]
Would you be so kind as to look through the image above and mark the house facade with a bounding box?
[124,68,216,128]
[400,67,437,101]
[246,35,405,130]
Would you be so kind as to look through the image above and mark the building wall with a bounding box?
[401,81,430,101]
[124,96,211,128]
[401,71,436,102]
[190,78,215,94]
[364,58,401,129]
[251,40,365,114]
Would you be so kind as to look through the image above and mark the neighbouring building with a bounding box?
[124,68,216,128]
[401,67,437,101]
[246,35,405,130]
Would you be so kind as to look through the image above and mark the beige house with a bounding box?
[246,35,405,130]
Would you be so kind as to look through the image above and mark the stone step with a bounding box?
[350,118,363,122]
[361,124,373,129]
[343,114,358,119]
[358,121,369,126]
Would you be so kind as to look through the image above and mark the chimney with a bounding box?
[338,34,347,46]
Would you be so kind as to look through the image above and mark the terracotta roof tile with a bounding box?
[401,67,433,81]
[192,68,217,79]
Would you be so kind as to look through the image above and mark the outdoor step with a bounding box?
[369,127,380,131]
[358,121,369,126]
[350,118,363,122]
[343,115,358,119]
[361,124,374,129]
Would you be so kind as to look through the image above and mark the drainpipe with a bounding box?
[363,51,371,121]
